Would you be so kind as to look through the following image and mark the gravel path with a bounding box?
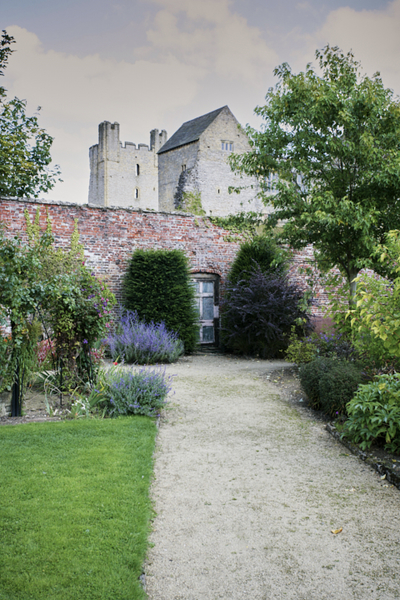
[145,354,399,600]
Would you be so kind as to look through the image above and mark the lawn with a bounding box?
[0,417,157,600]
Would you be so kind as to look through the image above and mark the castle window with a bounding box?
[136,164,140,176]
[134,188,139,199]
[221,141,233,152]
[182,164,186,172]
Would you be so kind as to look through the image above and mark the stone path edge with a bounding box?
[326,423,400,490]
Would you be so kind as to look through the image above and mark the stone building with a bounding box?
[88,106,262,216]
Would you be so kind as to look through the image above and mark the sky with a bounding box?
[2,0,400,204]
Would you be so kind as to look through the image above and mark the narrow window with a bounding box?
[182,164,186,172]
[134,188,139,199]
[136,164,140,176]
[221,141,234,152]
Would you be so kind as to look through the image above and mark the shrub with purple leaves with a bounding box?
[104,366,173,417]
[221,266,313,358]
[107,310,184,364]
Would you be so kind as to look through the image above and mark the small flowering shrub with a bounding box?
[107,310,184,364]
[104,366,173,417]
[342,374,400,452]
[286,330,357,365]
[299,357,362,417]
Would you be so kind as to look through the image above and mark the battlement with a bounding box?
[91,121,168,156]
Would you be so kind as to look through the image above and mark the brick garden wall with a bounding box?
[0,197,328,318]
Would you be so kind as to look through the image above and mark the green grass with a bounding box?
[0,417,157,600]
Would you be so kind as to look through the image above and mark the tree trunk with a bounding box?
[348,268,359,307]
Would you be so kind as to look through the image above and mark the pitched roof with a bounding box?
[158,106,227,154]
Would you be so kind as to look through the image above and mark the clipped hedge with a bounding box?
[122,249,198,353]
[299,357,362,417]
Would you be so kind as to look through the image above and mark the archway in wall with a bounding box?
[192,273,220,346]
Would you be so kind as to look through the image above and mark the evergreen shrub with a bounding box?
[299,357,362,417]
[221,266,312,358]
[227,235,288,285]
[123,249,198,353]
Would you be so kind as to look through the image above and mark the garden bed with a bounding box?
[269,365,400,491]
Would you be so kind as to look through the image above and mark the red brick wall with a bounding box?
[0,197,328,317]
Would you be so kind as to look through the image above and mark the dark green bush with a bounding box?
[299,357,362,417]
[227,235,288,285]
[123,249,198,353]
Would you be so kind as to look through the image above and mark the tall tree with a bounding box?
[230,45,400,303]
[0,30,61,198]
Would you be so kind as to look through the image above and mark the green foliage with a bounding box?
[230,45,400,305]
[209,211,264,242]
[285,330,317,364]
[177,191,206,215]
[352,230,400,363]
[227,234,288,285]
[299,357,362,417]
[0,30,61,198]
[343,374,400,452]
[123,248,198,353]
[0,227,46,396]
[0,418,156,599]
[0,209,115,400]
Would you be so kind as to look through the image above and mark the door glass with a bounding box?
[192,277,217,344]
[202,297,214,320]
[202,326,214,343]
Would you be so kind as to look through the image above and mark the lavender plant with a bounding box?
[104,366,173,417]
[107,310,184,364]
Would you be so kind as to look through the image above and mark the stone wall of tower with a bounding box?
[88,122,166,210]
[158,142,200,212]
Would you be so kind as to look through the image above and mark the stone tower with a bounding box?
[88,121,167,209]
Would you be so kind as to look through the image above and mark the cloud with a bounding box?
[146,0,278,86]
[304,0,400,95]
[3,9,277,203]
[3,25,203,202]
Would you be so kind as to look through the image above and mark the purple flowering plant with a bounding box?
[104,365,174,417]
[107,309,184,364]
